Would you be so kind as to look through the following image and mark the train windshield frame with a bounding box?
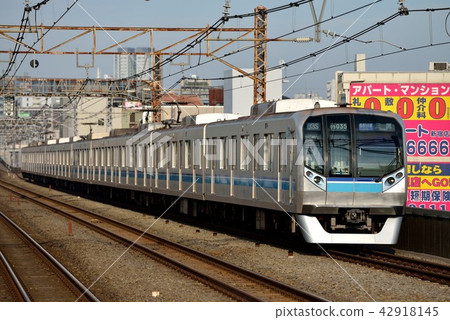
[303,114,404,179]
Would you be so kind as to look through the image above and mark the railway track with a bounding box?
[0,178,328,302]
[0,210,99,302]
[0,249,29,301]
[327,249,450,286]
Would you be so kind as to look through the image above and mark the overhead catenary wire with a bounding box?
[118,0,313,82]
[0,0,79,86]
[1,0,260,128]
[2,2,449,140]
[221,40,450,94]
[174,6,449,85]
[125,0,387,101]
[0,0,80,139]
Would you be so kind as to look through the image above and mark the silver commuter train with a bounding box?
[21,100,407,244]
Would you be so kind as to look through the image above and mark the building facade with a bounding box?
[223,68,282,115]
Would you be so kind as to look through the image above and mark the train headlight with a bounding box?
[306,171,313,178]
[385,177,395,185]
[395,172,403,179]
[314,176,322,184]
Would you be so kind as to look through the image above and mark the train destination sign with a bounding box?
[350,83,450,212]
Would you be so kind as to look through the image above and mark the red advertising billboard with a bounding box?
[350,83,450,211]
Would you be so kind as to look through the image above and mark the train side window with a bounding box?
[263,134,273,171]
[157,142,165,169]
[151,143,156,168]
[279,132,287,172]
[219,137,226,170]
[240,135,249,171]
[157,143,167,168]
[100,148,105,167]
[107,147,111,167]
[253,134,260,171]
[230,136,237,170]
[178,141,182,169]
[121,147,126,168]
[184,140,191,169]
[146,144,151,171]
[127,145,133,168]
[205,140,209,169]
[114,147,118,167]
[169,142,176,169]
[136,145,143,169]
[194,139,202,169]
[206,138,216,169]
[211,138,217,170]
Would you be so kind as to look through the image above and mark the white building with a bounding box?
[114,47,136,79]
[114,47,152,80]
[224,68,282,115]
[135,47,151,80]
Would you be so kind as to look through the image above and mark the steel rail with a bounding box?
[0,209,100,302]
[327,249,450,286]
[0,179,328,302]
[0,249,31,302]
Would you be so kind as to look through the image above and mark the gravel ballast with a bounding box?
[1,173,449,302]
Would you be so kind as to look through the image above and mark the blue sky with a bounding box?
[1,0,449,98]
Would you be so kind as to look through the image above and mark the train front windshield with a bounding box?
[304,114,404,178]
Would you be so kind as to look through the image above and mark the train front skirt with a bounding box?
[296,215,403,244]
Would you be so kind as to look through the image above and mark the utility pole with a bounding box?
[152,53,162,123]
[253,6,267,105]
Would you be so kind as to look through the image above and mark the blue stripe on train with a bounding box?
[327,177,382,193]
[72,168,382,193]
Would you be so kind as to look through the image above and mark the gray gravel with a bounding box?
[1,173,449,302]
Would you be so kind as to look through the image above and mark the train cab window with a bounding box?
[327,115,351,176]
[303,117,324,174]
[355,115,404,178]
